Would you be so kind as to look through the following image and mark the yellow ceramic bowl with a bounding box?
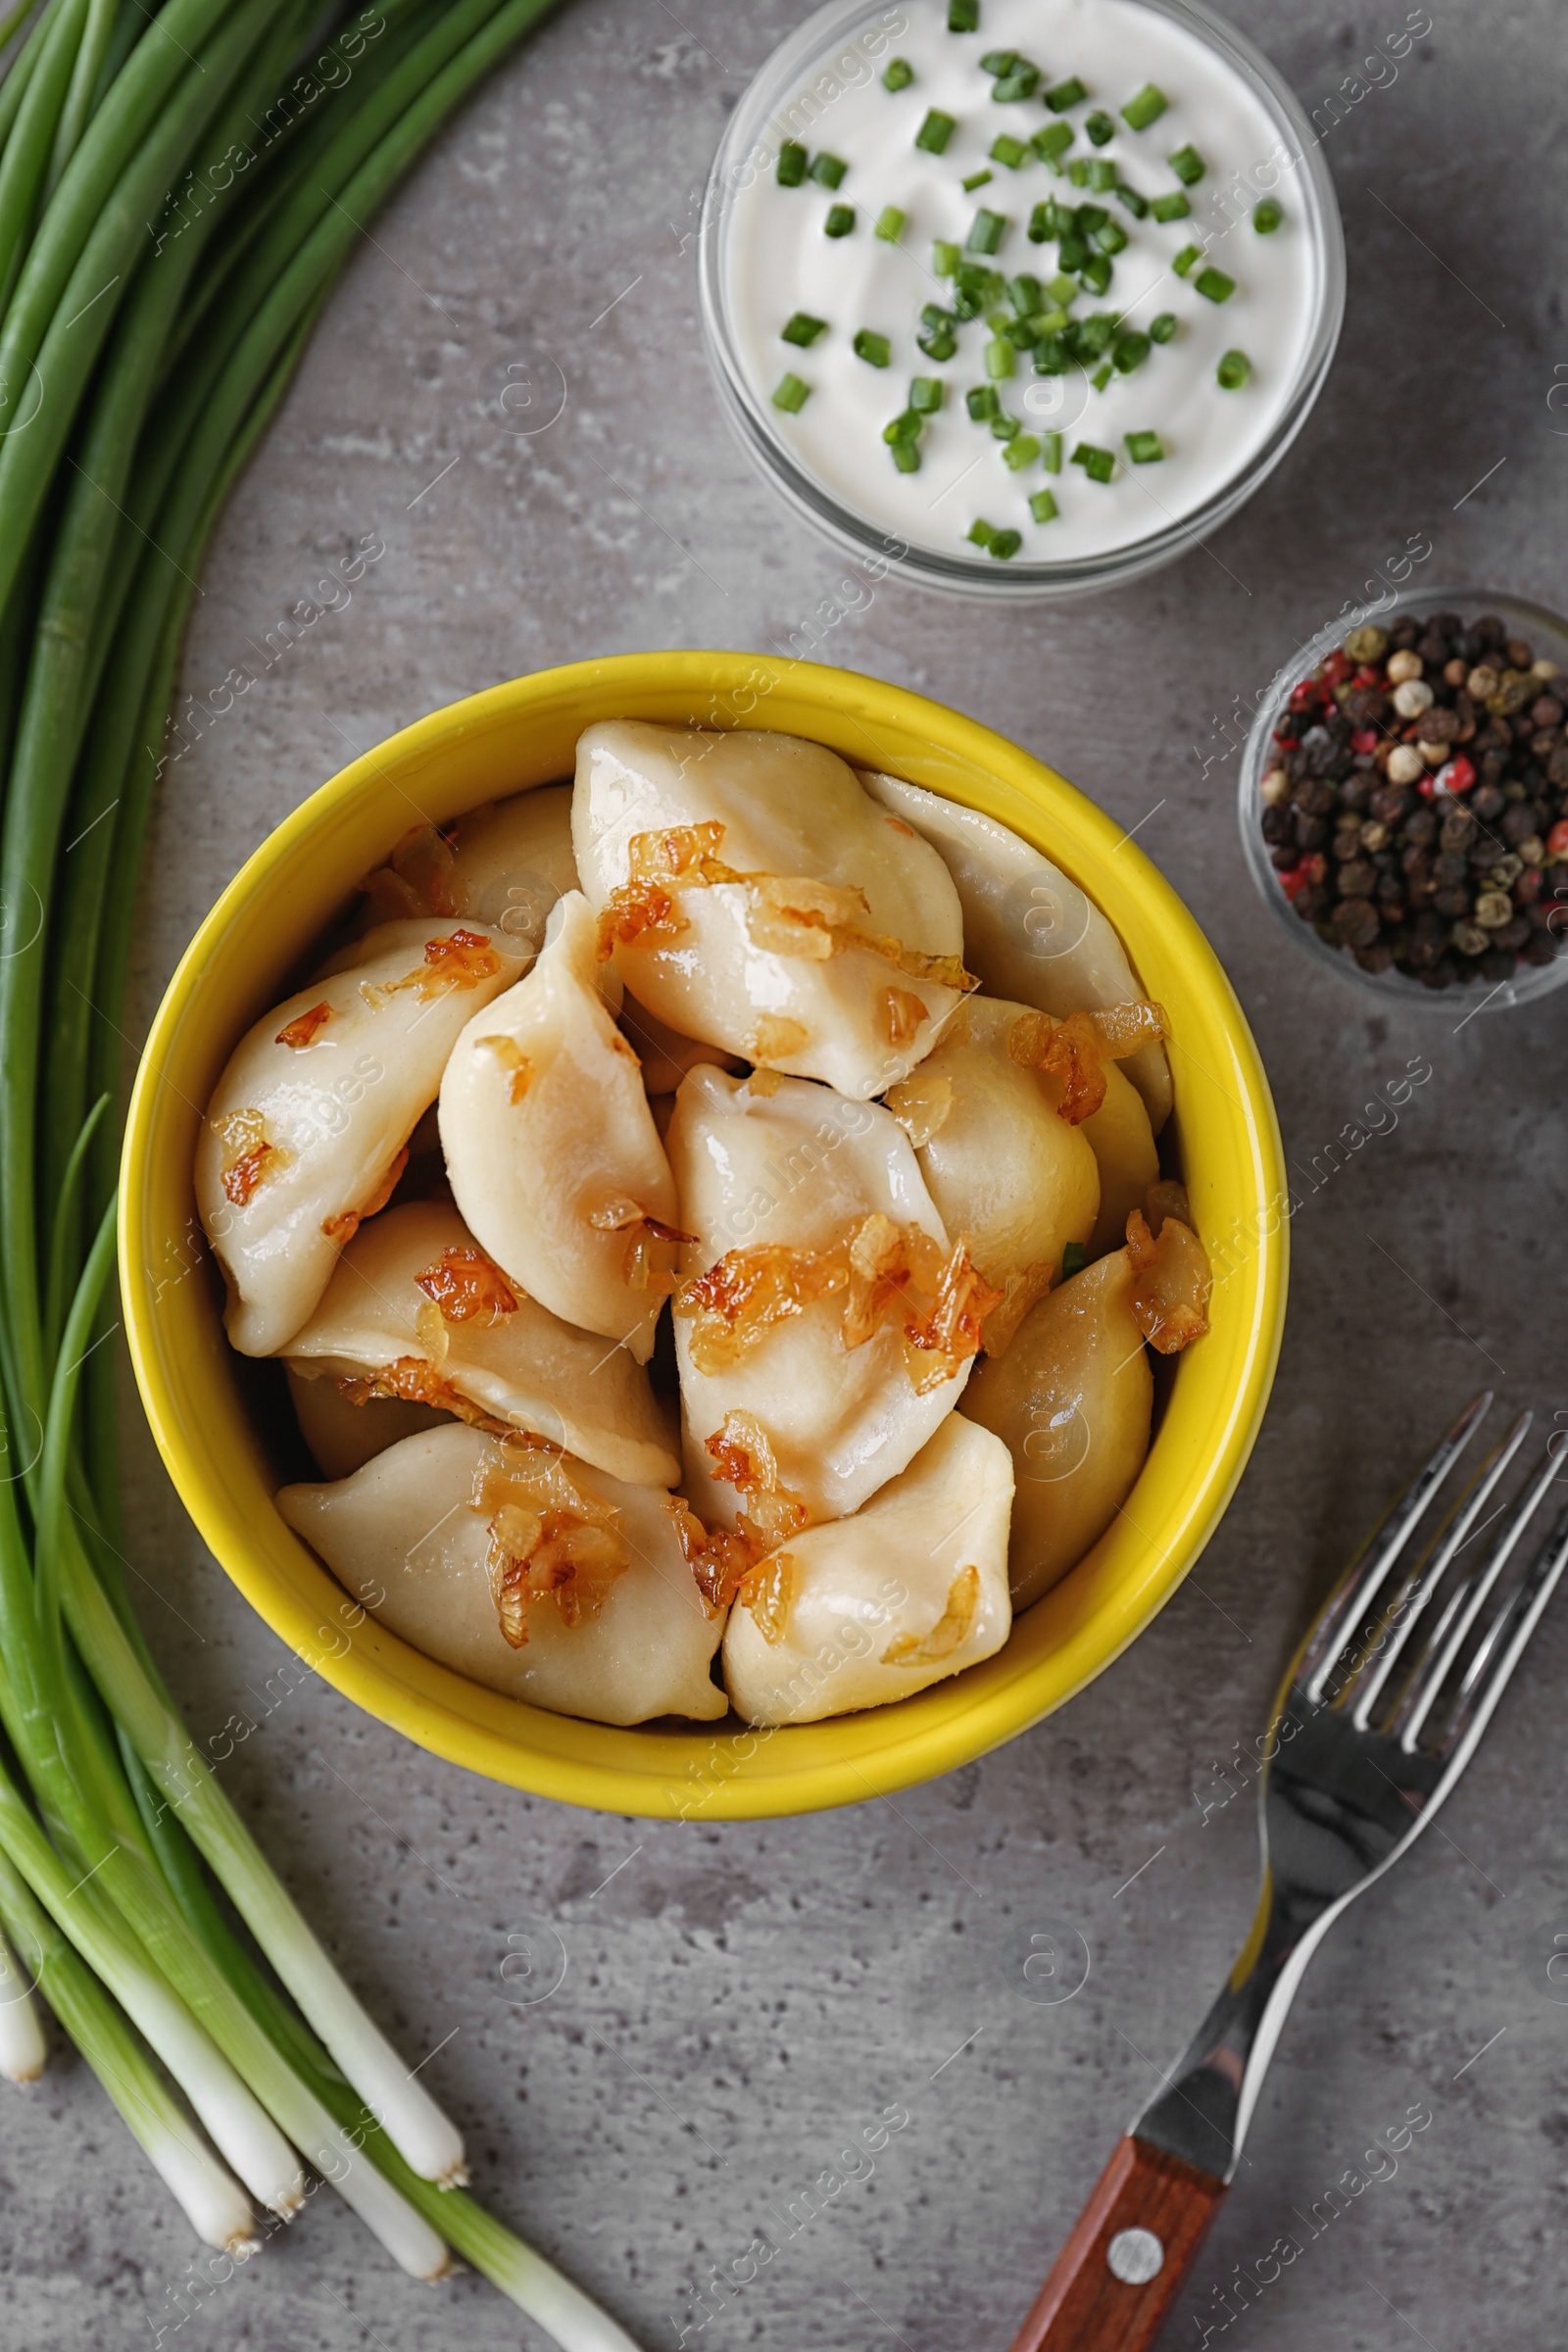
[122,654,1286,1819]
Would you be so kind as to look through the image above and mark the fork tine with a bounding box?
[1348,1412,1533,1729]
[1431,1499,1568,1763]
[1395,1446,1566,1751]
[1301,1391,1492,1704]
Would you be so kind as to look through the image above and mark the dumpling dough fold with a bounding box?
[356,783,580,959]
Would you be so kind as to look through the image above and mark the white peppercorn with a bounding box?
[1473,891,1513,930]
[1259,766,1291,807]
[1466,664,1500,700]
[1386,745,1425,784]
[1392,677,1435,719]
[1386,649,1424,685]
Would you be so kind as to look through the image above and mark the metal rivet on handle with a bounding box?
[1105,2227,1165,2285]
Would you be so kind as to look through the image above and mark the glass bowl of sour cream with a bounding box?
[700,0,1345,600]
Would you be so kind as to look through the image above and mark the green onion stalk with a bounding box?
[0,3,644,2343]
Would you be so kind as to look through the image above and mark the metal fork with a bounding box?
[1006,1393,1568,2352]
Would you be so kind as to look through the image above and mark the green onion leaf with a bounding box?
[1030,487,1060,522]
[910,376,945,413]
[1007,272,1044,314]
[1032,334,1069,373]
[967,517,998,547]
[1195,264,1235,302]
[1094,219,1129,255]
[883,408,923,442]
[1085,109,1115,146]
[993,64,1040,101]
[810,152,849,189]
[1061,1238,1089,1277]
[1086,158,1117,191]
[1166,142,1205,185]
[1125,429,1164,463]
[1216,347,1251,388]
[882,56,915,91]
[966,208,1008,253]
[917,323,958,360]
[1078,252,1112,294]
[966,384,1002,420]
[1150,311,1178,342]
[990,410,1020,439]
[1043,430,1063,472]
[874,205,906,243]
[980,48,1018,74]
[1151,190,1191,221]
[1114,180,1150,218]
[1057,230,1088,270]
[1047,270,1079,303]
[990,133,1029,167]
[854,328,893,367]
[824,203,856,237]
[1072,440,1116,481]
[1120,83,1169,130]
[962,169,995,191]
[1003,432,1041,469]
[949,0,980,26]
[1172,241,1202,277]
[1112,328,1151,372]
[781,312,828,347]
[777,141,808,186]
[772,373,811,412]
[1067,157,1091,185]
[892,442,921,471]
[984,334,1015,377]
[916,108,957,152]
[1044,75,1088,112]
[1252,197,1283,233]
[988,527,1022,559]
[934,239,961,276]
[1031,121,1074,168]
[1091,359,1112,389]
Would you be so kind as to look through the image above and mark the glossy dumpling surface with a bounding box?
[277,1425,725,1724]
[666,1065,978,1527]
[286,1363,451,1480]
[721,1414,1013,1725]
[357,785,580,961]
[962,1247,1152,1610]
[439,891,678,1363]
[284,1200,679,1488]
[572,721,968,1100]
[197,918,526,1355]
[858,770,1172,1133]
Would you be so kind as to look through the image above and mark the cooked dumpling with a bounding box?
[356,785,579,960]
[286,1364,451,1480]
[884,996,1099,1350]
[572,721,969,1100]
[962,1247,1152,1610]
[721,1414,1013,1725]
[858,770,1172,1133]
[439,892,679,1364]
[277,1425,725,1724]
[197,918,526,1356]
[284,1201,679,1488]
[616,995,744,1096]
[666,1065,986,1529]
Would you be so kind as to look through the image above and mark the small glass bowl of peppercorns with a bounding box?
[1239,588,1568,1004]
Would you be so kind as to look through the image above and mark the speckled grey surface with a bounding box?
[9,3,1566,2345]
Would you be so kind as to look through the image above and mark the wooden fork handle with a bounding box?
[1006,2135,1228,2352]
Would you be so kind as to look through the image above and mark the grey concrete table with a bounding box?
[11,3,1564,2345]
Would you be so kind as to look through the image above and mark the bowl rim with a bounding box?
[697,0,1348,602]
[1236,580,1568,1010]
[122,652,1288,1818]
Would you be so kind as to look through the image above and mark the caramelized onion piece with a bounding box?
[360,927,503,1007]
[275,1001,332,1050]
[1010,1002,1168,1126]
[743,1015,809,1061]
[1125,1207,1211,1353]
[215,1107,289,1208]
[882,1066,954,1151]
[981,1257,1056,1358]
[739,1551,795,1646]
[477,1033,532,1104]
[472,1443,629,1647]
[319,1145,408,1247]
[881,1564,981,1666]
[704,1410,811,1552]
[665,1494,761,1612]
[414,1245,518,1324]
[356,822,462,920]
[679,1244,848,1374]
[878,986,927,1048]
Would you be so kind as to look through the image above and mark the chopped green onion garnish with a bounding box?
[1033,334,1069,373]
[772,373,810,413]
[1113,328,1150,371]
[1150,311,1177,342]
[781,312,828,347]
[892,442,922,472]
[1172,242,1202,277]
[967,208,1008,253]
[1216,348,1251,388]
[1079,253,1112,295]
[980,47,1018,74]
[882,56,915,91]
[967,517,997,547]
[990,133,1030,167]
[1085,109,1115,146]
[1087,159,1118,191]
[1114,180,1150,219]
[1047,270,1079,303]
[966,384,1002,420]
[1195,265,1235,302]
[993,64,1040,101]
[1004,432,1041,470]
[1057,230,1088,270]
[916,109,958,153]
[875,205,906,243]
[989,528,1022,559]
[1120,83,1168,130]
[855,328,893,367]
[1252,197,1283,233]
[963,170,995,192]
[1074,201,1109,230]
[1125,429,1163,463]
[1031,122,1075,167]
[1094,219,1129,255]
[1167,143,1205,185]
[1073,313,1116,357]
[824,204,855,238]
[810,152,849,189]
[1091,359,1112,389]
[1030,487,1060,522]
[949,0,980,26]
[1065,159,1090,186]
[934,239,961,276]
[1045,76,1088,111]
[883,408,923,442]
[990,411,1020,439]
[1072,440,1115,481]
[910,376,944,413]
[777,141,808,187]
[1060,1238,1088,1277]
[1030,306,1071,335]
[1043,430,1063,472]
[1002,315,1037,347]
[984,335,1015,377]
[1007,272,1043,314]
[1151,190,1191,221]
[917,322,958,360]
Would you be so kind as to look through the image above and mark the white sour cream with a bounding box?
[721,0,1321,564]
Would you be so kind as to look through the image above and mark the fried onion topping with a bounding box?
[1125,1207,1211,1353]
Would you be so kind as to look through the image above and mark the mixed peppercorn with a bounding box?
[1260,610,1567,987]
